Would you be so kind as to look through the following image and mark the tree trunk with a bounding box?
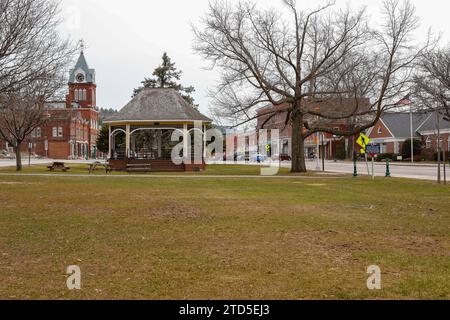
[14,144,22,171]
[291,112,307,173]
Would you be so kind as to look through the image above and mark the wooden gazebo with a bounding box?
[103,88,212,172]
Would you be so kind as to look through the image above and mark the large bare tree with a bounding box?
[0,0,76,170]
[413,46,450,120]
[193,0,423,172]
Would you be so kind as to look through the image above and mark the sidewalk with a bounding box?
[337,160,444,168]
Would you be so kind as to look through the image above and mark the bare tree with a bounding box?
[0,0,76,170]
[413,46,450,120]
[193,0,423,172]
[413,45,450,184]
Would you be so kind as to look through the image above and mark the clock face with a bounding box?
[76,73,85,82]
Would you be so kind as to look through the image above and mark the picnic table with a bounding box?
[88,161,112,174]
[47,162,70,172]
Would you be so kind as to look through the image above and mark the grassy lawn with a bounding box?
[0,163,319,176]
[0,165,449,299]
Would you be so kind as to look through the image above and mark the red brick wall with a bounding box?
[422,133,450,152]
[48,142,70,159]
[66,83,97,109]
[369,120,393,140]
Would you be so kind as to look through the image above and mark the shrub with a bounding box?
[376,153,395,162]
[402,139,422,159]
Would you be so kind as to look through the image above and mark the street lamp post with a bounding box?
[315,131,321,171]
[410,104,414,164]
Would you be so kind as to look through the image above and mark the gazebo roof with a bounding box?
[105,88,212,123]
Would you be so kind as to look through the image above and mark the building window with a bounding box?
[74,89,79,101]
[53,127,63,138]
[31,127,41,138]
[378,127,382,134]
[426,137,431,149]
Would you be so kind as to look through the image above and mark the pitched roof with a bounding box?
[104,88,212,123]
[257,98,371,117]
[69,51,96,83]
[416,111,450,132]
[381,112,431,138]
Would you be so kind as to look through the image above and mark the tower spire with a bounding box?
[79,39,85,53]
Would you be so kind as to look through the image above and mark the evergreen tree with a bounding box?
[133,52,197,107]
[96,124,110,154]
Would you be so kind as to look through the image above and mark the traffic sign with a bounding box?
[357,133,370,149]
[366,144,381,157]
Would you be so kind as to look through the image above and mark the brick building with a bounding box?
[0,50,100,159]
[256,98,371,159]
[368,111,450,158]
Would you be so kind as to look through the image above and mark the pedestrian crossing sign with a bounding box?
[357,133,370,149]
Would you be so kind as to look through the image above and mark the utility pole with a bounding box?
[315,131,321,171]
[444,147,447,185]
[321,133,325,172]
[437,109,441,184]
[410,104,414,164]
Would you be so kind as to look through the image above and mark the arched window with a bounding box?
[82,89,87,101]
[74,89,79,101]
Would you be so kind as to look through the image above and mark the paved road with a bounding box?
[301,160,446,181]
[0,158,447,181]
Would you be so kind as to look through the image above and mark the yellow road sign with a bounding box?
[357,133,370,149]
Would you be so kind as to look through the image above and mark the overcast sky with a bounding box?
[59,0,450,117]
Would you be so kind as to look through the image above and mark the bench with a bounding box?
[126,163,151,173]
[47,162,70,172]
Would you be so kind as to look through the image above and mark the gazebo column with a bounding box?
[183,123,189,162]
[125,124,131,159]
[157,130,162,159]
[203,124,207,160]
[131,133,136,159]
[108,126,112,159]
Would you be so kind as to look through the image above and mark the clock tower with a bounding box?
[66,47,100,160]
[67,49,97,109]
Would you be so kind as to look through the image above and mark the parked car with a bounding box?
[0,150,12,159]
[253,153,267,163]
[234,152,250,162]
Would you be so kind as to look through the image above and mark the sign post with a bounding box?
[366,144,381,180]
[28,142,32,167]
[357,133,371,176]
